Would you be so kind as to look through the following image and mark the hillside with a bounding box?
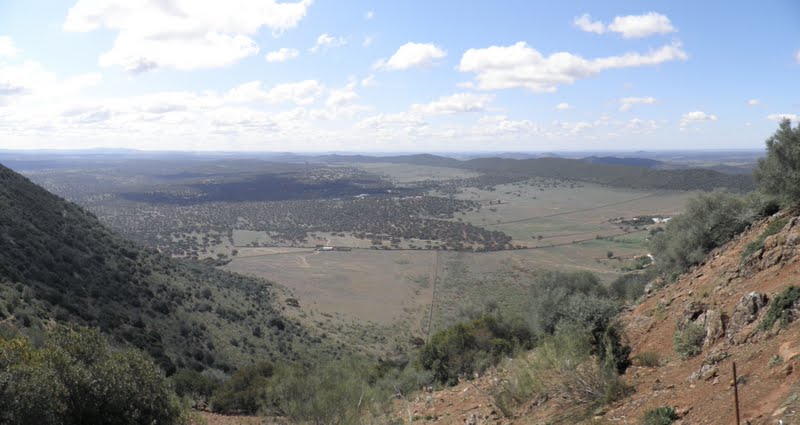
[0,163,325,374]
[461,157,756,192]
[309,154,755,192]
[392,211,800,424]
[581,156,664,168]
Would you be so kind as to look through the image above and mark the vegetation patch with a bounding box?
[741,217,789,260]
[649,191,756,280]
[417,315,533,385]
[0,327,183,425]
[673,321,706,360]
[642,406,680,425]
[634,351,661,367]
[760,286,800,331]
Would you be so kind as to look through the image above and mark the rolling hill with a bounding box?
[0,163,326,375]
[307,153,756,192]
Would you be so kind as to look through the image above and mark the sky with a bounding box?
[0,1,798,152]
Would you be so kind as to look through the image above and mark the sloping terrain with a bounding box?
[394,210,800,424]
[0,163,325,374]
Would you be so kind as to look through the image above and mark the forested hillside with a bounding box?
[313,154,756,192]
[0,163,323,374]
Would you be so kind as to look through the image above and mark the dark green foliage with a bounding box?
[755,119,800,205]
[760,286,800,331]
[210,362,274,414]
[650,191,755,279]
[0,163,319,374]
[271,360,372,425]
[526,270,609,335]
[525,271,632,374]
[673,322,705,360]
[0,327,182,425]
[609,271,654,302]
[642,406,679,425]
[171,369,221,403]
[741,217,789,260]
[417,315,533,385]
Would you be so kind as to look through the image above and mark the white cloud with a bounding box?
[555,102,573,110]
[360,74,377,87]
[63,0,312,71]
[619,96,656,111]
[374,42,446,71]
[768,113,799,122]
[310,33,347,53]
[0,36,20,58]
[362,35,374,47]
[0,60,101,101]
[365,11,375,20]
[410,93,493,115]
[608,12,676,38]
[573,14,605,34]
[680,110,718,127]
[326,81,359,107]
[225,80,324,105]
[265,47,299,63]
[747,99,760,106]
[573,12,676,38]
[458,41,687,92]
[795,50,800,64]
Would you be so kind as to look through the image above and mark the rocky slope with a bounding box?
[393,211,800,425]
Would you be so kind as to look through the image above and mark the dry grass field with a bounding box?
[217,167,694,353]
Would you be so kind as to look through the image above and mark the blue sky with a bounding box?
[0,0,798,152]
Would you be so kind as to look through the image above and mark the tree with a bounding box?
[755,119,800,205]
[0,327,183,425]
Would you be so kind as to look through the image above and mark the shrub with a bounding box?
[0,326,183,425]
[172,369,221,405]
[650,191,755,280]
[642,406,679,425]
[760,286,800,330]
[526,270,609,335]
[673,322,705,360]
[634,351,661,367]
[492,326,629,417]
[609,271,654,302]
[272,359,371,425]
[755,119,800,206]
[417,315,533,385]
[210,362,274,414]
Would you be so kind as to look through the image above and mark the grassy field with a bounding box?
[217,171,693,354]
[445,181,693,245]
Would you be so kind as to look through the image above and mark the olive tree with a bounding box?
[755,119,800,205]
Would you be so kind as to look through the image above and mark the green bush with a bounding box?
[272,359,372,425]
[172,369,221,405]
[417,315,533,385]
[210,362,274,414]
[673,322,705,360]
[642,406,679,425]
[0,326,183,425]
[634,351,661,367]
[650,191,755,280]
[755,119,800,205]
[609,271,654,302]
[492,325,629,416]
[526,270,610,335]
[760,286,800,330]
